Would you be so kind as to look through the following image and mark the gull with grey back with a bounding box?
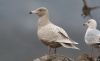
[83,19,100,57]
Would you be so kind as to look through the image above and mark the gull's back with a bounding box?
[85,29,100,45]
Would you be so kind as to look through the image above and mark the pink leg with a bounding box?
[91,47,94,58]
[48,46,51,54]
[54,48,57,54]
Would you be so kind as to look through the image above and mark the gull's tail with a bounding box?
[56,39,79,44]
[70,40,79,44]
[60,43,80,50]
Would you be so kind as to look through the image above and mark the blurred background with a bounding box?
[0,0,100,61]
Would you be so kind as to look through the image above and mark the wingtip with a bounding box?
[74,47,80,50]
[72,40,79,44]
[73,42,79,44]
[60,43,80,50]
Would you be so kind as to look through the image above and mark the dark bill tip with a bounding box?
[83,24,86,26]
[29,11,33,14]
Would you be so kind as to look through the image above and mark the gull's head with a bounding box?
[83,19,97,29]
[29,7,48,17]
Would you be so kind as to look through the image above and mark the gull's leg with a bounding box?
[96,55,100,61]
[97,48,100,55]
[48,46,51,54]
[91,47,94,58]
[54,48,57,54]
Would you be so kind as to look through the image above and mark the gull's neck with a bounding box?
[86,27,96,32]
[38,14,51,29]
[88,25,97,29]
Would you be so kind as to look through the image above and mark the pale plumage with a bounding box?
[85,29,100,45]
[84,19,100,48]
[38,22,79,49]
[29,7,79,54]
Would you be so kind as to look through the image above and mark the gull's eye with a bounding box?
[88,21,90,23]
